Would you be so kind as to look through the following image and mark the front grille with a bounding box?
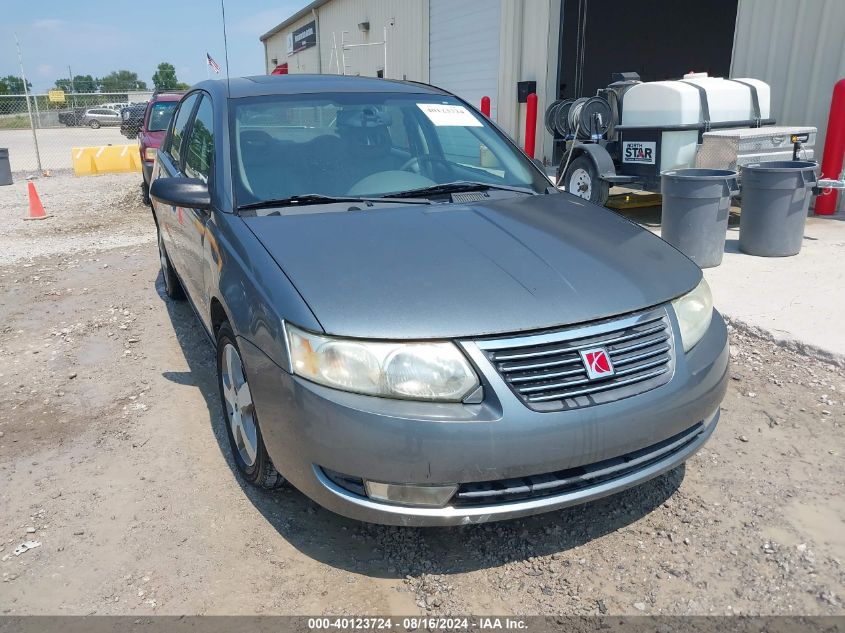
[479,308,674,412]
[454,421,703,507]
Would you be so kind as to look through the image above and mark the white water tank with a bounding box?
[620,77,771,171]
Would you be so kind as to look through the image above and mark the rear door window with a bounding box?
[167,94,199,168]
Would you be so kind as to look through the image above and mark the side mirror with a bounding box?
[150,177,210,210]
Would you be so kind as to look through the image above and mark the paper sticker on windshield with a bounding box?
[417,103,483,127]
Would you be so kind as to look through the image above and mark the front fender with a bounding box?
[204,212,322,372]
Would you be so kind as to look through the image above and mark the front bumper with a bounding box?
[240,310,729,526]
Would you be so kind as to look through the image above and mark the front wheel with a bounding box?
[559,155,609,206]
[89,120,100,129]
[216,322,285,489]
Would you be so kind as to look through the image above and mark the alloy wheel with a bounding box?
[220,343,258,467]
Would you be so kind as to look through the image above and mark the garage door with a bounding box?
[429,0,501,120]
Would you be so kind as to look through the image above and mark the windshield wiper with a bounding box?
[383,181,537,199]
[237,193,431,212]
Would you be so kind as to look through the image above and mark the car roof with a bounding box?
[193,74,452,100]
[150,92,186,102]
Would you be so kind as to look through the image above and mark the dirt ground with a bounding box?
[0,174,843,616]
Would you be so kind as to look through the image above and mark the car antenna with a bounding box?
[220,0,231,97]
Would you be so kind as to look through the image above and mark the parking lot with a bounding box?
[0,173,842,616]
[0,127,128,174]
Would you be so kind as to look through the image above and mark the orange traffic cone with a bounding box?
[24,181,49,221]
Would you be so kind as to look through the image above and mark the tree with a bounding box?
[74,74,97,93]
[152,62,185,91]
[97,70,146,93]
[0,75,32,95]
[54,74,97,93]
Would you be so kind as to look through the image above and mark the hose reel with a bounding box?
[544,96,613,139]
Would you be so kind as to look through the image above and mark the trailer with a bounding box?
[549,72,816,206]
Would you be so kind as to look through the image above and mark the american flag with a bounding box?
[206,53,221,74]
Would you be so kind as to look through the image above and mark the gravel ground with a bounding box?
[0,174,843,616]
[0,173,152,265]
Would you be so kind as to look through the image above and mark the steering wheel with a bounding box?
[400,155,452,179]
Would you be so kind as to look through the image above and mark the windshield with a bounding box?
[148,102,178,132]
[231,92,549,206]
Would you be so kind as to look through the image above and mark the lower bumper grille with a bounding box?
[478,307,675,412]
[453,422,704,507]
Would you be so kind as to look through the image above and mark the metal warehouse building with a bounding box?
[260,0,845,166]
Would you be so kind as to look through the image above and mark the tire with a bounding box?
[559,154,609,206]
[157,227,184,300]
[216,322,285,489]
[89,120,100,129]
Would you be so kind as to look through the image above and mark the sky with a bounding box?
[0,0,311,92]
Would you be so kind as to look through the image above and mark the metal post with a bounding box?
[68,65,76,108]
[525,93,538,158]
[14,33,42,175]
[313,8,322,74]
[815,77,845,215]
[33,91,42,128]
[383,26,388,79]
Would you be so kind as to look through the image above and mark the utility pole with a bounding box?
[15,33,42,175]
[68,65,76,107]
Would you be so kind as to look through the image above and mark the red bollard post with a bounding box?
[816,78,845,215]
[480,96,491,118]
[525,93,538,158]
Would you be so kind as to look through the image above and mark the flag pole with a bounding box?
[206,54,209,80]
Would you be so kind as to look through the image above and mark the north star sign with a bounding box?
[622,140,656,164]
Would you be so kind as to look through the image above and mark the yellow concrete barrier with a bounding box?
[72,145,141,176]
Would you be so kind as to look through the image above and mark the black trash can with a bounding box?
[0,148,12,186]
[661,168,739,268]
[738,161,818,257]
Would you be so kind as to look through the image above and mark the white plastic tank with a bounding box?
[620,77,771,171]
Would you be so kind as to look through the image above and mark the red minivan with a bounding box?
[139,92,184,204]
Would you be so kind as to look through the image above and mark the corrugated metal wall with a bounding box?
[732,0,845,159]
[264,13,322,74]
[317,0,428,80]
[263,0,428,81]
[429,0,502,120]
[497,0,560,164]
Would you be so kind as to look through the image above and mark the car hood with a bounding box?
[242,194,701,340]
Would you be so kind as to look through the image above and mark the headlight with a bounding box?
[672,278,713,352]
[285,324,480,402]
[144,147,157,161]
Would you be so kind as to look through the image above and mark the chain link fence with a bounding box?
[0,91,153,176]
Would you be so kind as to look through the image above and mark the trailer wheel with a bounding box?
[560,155,609,206]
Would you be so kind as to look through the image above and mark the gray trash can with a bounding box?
[661,168,739,268]
[738,161,818,257]
[0,148,12,186]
